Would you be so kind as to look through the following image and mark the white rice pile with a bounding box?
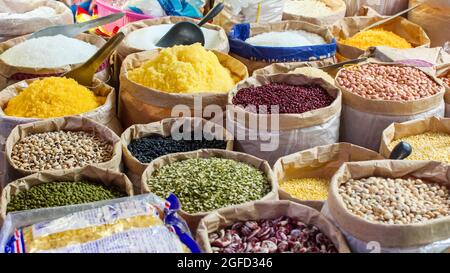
[0,6,56,19]
[284,0,334,17]
[0,35,98,68]
[124,24,222,50]
[245,30,327,47]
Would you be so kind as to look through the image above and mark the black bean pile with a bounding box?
[128,134,227,163]
[232,83,334,114]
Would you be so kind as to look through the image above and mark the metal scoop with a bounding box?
[29,12,125,39]
[359,4,422,33]
[155,3,224,48]
[389,141,412,160]
[64,32,125,86]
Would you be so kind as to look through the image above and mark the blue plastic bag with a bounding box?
[229,23,337,63]
[157,0,202,18]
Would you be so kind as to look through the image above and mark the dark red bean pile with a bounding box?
[208,216,338,253]
[128,134,227,163]
[232,83,334,114]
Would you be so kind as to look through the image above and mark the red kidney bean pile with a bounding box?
[232,83,334,114]
[336,63,441,101]
[208,216,337,253]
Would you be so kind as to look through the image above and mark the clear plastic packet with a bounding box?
[0,193,200,253]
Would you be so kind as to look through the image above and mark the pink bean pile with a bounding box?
[336,64,441,101]
[232,83,334,114]
[441,75,450,87]
[208,216,338,253]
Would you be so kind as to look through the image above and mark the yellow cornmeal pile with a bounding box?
[4,77,105,118]
[340,29,412,50]
[128,43,237,94]
[389,132,450,163]
[280,177,329,200]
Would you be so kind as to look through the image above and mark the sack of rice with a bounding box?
[0,33,110,90]
[283,0,346,26]
[141,149,278,231]
[5,116,122,184]
[117,16,229,63]
[228,73,341,165]
[229,21,337,74]
[408,0,450,47]
[322,160,450,253]
[213,0,285,32]
[121,117,233,193]
[0,0,73,42]
[119,44,248,128]
[343,0,408,16]
[196,200,351,253]
[336,62,445,151]
[330,9,430,60]
[0,165,133,226]
[273,143,382,211]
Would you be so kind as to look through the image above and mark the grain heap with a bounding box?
[147,158,271,213]
[339,177,450,224]
[279,178,329,200]
[245,30,326,47]
[3,77,105,118]
[128,43,236,93]
[7,182,125,212]
[339,29,412,51]
[284,0,334,17]
[11,131,113,171]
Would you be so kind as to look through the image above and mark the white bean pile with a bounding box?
[336,64,441,101]
[339,177,450,224]
[11,131,113,171]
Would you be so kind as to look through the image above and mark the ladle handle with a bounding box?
[389,141,412,160]
[77,12,125,33]
[198,2,224,27]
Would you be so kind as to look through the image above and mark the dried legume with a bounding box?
[7,181,125,212]
[128,134,227,163]
[339,177,450,224]
[336,64,441,101]
[439,73,450,86]
[147,158,271,213]
[339,29,412,51]
[4,77,106,118]
[388,132,450,163]
[232,83,334,114]
[208,216,337,253]
[11,131,113,171]
[280,178,329,200]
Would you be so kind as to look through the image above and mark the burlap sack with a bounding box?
[0,165,134,227]
[141,149,278,231]
[273,142,382,211]
[117,16,229,63]
[252,60,335,76]
[0,0,73,42]
[0,33,110,90]
[343,0,409,16]
[121,117,234,193]
[229,21,337,74]
[330,10,431,60]
[4,116,122,184]
[119,50,248,128]
[408,0,450,47]
[227,73,342,165]
[196,200,351,253]
[337,62,445,151]
[323,160,450,252]
[379,116,450,159]
[282,0,346,26]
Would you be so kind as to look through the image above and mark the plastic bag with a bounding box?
[0,193,200,253]
[121,0,166,17]
[157,0,202,18]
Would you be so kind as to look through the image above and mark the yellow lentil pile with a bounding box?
[389,132,450,163]
[279,177,329,200]
[128,43,237,94]
[340,29,412,50]
[4,77,105,118]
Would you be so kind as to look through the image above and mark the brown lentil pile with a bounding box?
[339,177,450,224]
[336,64,441,101]
[208,216,337,253]
[11,131,113,171]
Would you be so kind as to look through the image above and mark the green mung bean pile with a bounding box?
[7,181,125,212]
[146,157,271,213]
